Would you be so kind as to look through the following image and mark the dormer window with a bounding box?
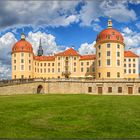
[112,32,115,35]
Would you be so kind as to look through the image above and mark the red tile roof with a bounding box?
[34,56,55,61]
[80,54,96,60]
[124,51,139,58]
[55,48,80,56]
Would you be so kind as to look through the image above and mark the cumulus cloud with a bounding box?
[27,31,65,55]
[0,32,17,79]
[122,27,140,55]
[78,41,96,55]
[0,1,80,29]
[0,0,138,29]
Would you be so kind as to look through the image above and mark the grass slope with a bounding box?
[0,94,140,138]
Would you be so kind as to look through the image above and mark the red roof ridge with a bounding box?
[55,48,80,56]
[80,54,96,60]
[34,55,55,61]
[124,51,139,58]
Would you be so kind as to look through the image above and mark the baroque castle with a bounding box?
[11,19,139,80]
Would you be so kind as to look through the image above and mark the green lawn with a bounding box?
[0,94,140,138]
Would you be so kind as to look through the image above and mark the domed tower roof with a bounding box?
[12,33,33,54]
[96,19,124,44]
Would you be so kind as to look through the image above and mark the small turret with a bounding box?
[108,17,112,28]
[21,33,26,40]
[37,38,43,56]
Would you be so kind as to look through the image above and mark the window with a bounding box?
[98,60,101,66]
[14,75,16,79]
[107,35,110,39]
[133,64,136,67]
[129,64,131,67]
[44,69,46,73]
[124,64,126,67]
[124,59,126,62]
[35,62,36,65]
[118,87,122,93]
[81,67,84,72]
[138,87,140,93]
[88,87,92,93]
[133,59,135,62]
[14,54,16,57]
[74,68,76,72]
[98,73,101,78]
[29,60,31,64]
[48,63,50,66]
[108,87,112,93]
[98,45,101,50]
[14,60,16,63]
[52,68,54,73]
[29,65,31,71]
[74,57,76,60]
[29,54,31,57]
[58,57,60,60]
[21,59,24,63]
[129,59,131,62]
[58,68,60,72]
[40,69,42,73]
[35,68,36,72]
[21,65,24,70]
[107,72,110,77]
[21,53,24,57]
[124,69,126,73]
[107,51,110,56]
[87,67,90,72]
[107,44,110,48]
[92,67,95,72]
[133,69,136,73]
[116,36,120,40]
[81,62,83,66]
[52,63,54,66]
[21,75,24,79]
[14,66,16,70]
[87,62,89,65]
[117,44,120,49]
[58,63,60,66]
[44,63,46,66]
[117,72,120,78]
[48,68,50,73]
[74,62,76,66]
[129,69,131,73]
[117,60,120,66]
[107,59,111,66]
[98,52,101,57]
[117,52,120,57]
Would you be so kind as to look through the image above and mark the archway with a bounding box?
[37,85,43,94]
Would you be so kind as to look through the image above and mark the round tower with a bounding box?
[12,33,34,79]
[94,19,125,79]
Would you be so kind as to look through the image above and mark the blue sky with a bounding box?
[1,0,140,79]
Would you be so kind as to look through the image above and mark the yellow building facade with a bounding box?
[11,20,139,79]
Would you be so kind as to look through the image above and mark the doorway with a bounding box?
[98,87,103,94]
[128,87,133,94]
[37,85,43,94]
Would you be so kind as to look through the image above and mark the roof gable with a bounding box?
[124,51,139,58]
[55,48,80,56]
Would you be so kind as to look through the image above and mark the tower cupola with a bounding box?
[108,18,112,28]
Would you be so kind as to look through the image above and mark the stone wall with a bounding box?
[0,79,140,95]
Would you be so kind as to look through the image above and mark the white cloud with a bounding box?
[78,41,96,55]
[0,32,17,79]
[27,31,65,55]
[79,0,137,27]
[122,27,140,56]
